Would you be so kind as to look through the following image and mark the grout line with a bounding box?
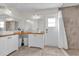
[60,48,69,56]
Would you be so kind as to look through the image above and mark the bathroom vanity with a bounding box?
[15,32,45,48]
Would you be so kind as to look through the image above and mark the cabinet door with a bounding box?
[7,35,18,54]
[6,21,16,31]
[10,35,18,50]
[29,34,44,48]
[0,35,18,56]
[0,37,8,56]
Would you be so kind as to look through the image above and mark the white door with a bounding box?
[45,17,58,47]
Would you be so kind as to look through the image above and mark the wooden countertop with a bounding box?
[0,31,44,37]
[15,32,44,35]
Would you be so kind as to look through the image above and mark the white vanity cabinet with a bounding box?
[0,37,7,56]
[28,34,44,48]
[7,35,18,55]
[0,35,18,56]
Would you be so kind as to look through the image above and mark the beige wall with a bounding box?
[62,6,79,49]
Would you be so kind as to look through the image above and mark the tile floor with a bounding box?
[65,49,79,56]
[9,46,68,56]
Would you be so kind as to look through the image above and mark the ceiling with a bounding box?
[4,3,79,11]
[6,3,62,9]
[0,3,79,20]
[5,3,62,12]
[1,3,78,15]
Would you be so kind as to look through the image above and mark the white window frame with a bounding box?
[48,18,56,27]
[0,21,4,28]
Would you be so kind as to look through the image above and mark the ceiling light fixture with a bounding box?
[32,15,40,19]
[26,20,34,24]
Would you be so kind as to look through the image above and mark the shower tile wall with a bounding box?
[62,6,79,49]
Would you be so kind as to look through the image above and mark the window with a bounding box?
[48,18,56,27]
[0,22,4,28]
